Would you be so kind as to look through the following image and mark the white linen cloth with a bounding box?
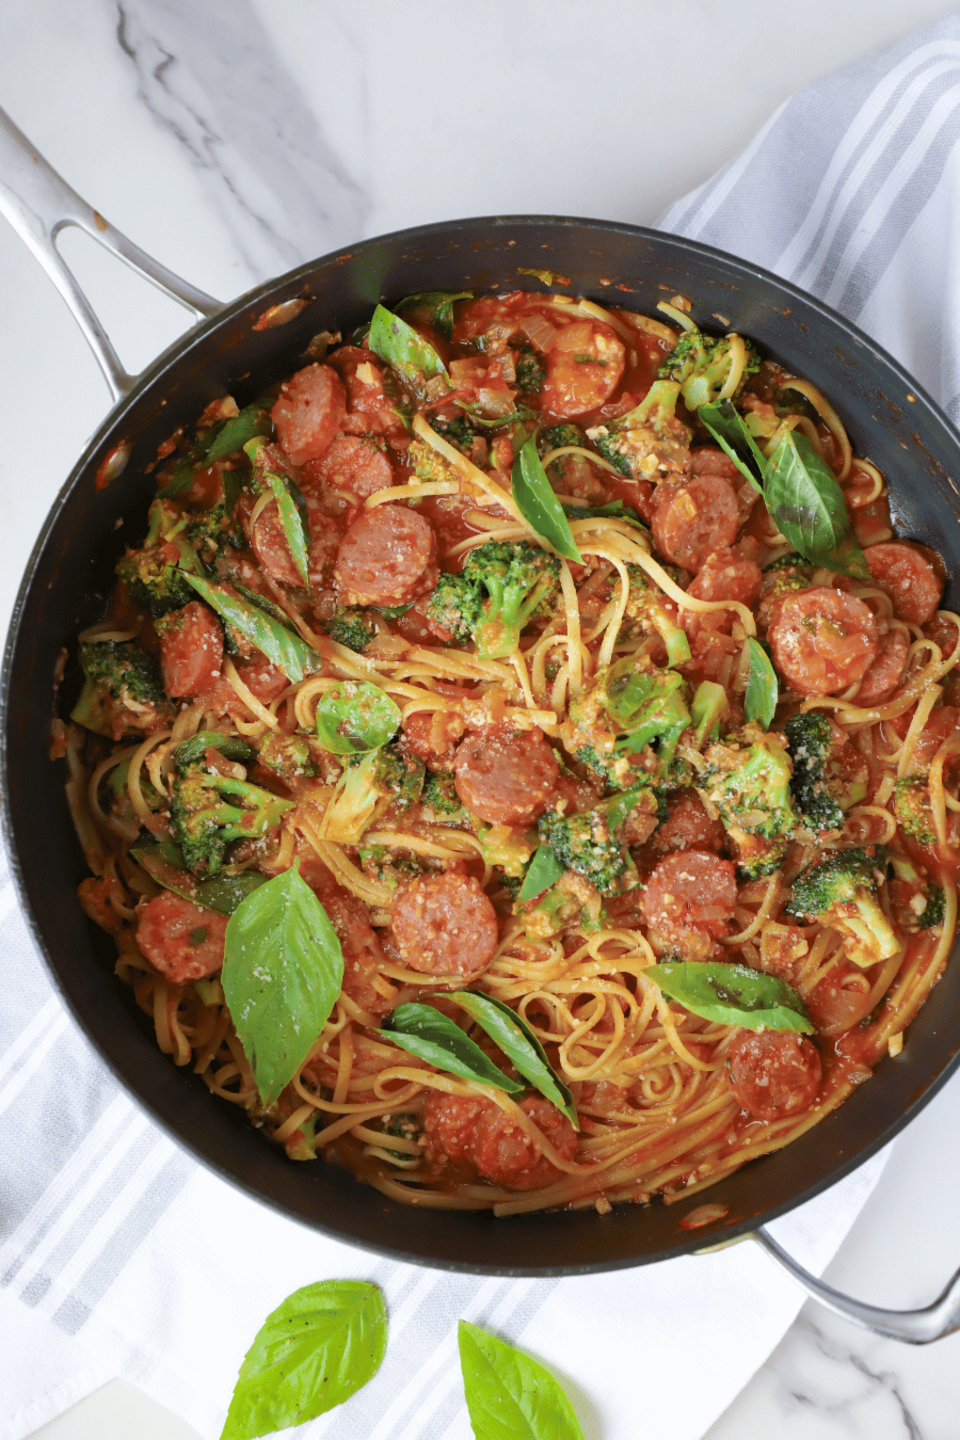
[4,13,960,1438]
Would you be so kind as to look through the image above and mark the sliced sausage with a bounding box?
[422,1090,578,1190]
[454,727,560,825]
[652,473,740,570]
[644,790,727,862]
[685,547,763,609]
[329,346,400,434]
[159,601,223,699]
[399,709,466,770]
[271,363,345,466]
[725,1030,822,1121]
[390,872,499,979]
[768,586,879,696]
[864,541,943,625]
[334,504,439,608]
[303,434,396,501]
[853,625,909,705]
[300,855,394,1016]
[640,850,738,941]
[539,320,626,419]
[136,892,227,983]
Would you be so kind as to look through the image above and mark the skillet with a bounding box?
[2,105,959,1338]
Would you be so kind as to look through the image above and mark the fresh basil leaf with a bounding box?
[203,403,273,464]
[132,839,267,916]
[244,436,311,586]
[458,1321,585,1440]
[644,960,814,1033]
[518,844,566,902]
[396,290,472,340]
[183,573,320,682]
[445,991,578,1129]
[561,499,647,530]
[220,1280,387,1440]
[763,429,869,577]
[698,399,765,491]
[314,681,401,755]
[158,462,196,498]
[223,866,345,1107]
[368,303,447,385]
[511,437,583,563]
[744,636,779,729]
[379,1003,524,1093]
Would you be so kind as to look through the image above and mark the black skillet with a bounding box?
[2,106,959,1339]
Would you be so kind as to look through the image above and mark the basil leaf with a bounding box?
[644,960,814,1033]
[132,840,267,916]
[223,866,345,1107]
[511,437,583,563]
[561,499,647,530]
[368,303,447,384]
[764,430,869,577]
[379,1003,524,1094]
[458,1321,586,1440]
[517,844,566,901]
[158,462,196,498]
[220,1280,387,1440]
[203,402,273,464]
[244,436,311,586]
[698,399,766,491]
[445,991,578,1129]
[314,681,401,755]
[396,290,472,340]
[744,636,779,729]
[183,573,320,682]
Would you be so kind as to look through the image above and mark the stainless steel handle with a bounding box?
[752,1225,960,1343]
[0,106,222,401]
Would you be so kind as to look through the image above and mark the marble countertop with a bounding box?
[4,2,960,1436]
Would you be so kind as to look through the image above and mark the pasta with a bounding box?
[66,287,960,1218]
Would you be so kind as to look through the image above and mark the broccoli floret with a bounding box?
[893,775,938,849]
[586,380,691,482]
[420,769,467,823]
[618,565,691,666]
[70,640,173,738]
[322,607,377,653]
[321,743,425,845]
[514,345,546,393]
[889,853,945,932]
[515,876,600,940]
[426,541,560,658]
[358,845,424,891]
[408,436,461,483]
[567,659,691,789]
[170,731,294,877]
[786,846,900,968]
[785,712,868,838]
[430,415,476,455]
[697,726,797,877]
[657,327,761,410]
[117,498,204,617]
[538,785,654,894]
[539,423,585,454]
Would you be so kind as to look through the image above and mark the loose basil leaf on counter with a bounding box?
[314,680,401,755]
[379,1004,524,1094]
[132,839,267,916]
[204,402,273,464]
[368,303,447,384]
[445,991,579,1129]
[458,1321,586,1440]
[698,397,766,491]
[511,437,584,563]
[744,636,779,729]
[644,960,814,1033]
[220,1280,387,1440]
[396,289,472,339]
[223,866,344,1107]
[182,573,320,682]
[517,844,566,902]
[764,429,870,578]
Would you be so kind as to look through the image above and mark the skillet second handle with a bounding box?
[0,105,221,401]
[752,1225,960,1343]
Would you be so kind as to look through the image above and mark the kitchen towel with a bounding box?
[5,10,960,1439]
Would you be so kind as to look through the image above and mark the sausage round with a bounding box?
[725,1030,822,1121]
[304,434,396,501]
[422,1090,578,1190]
[136,892,227,983]
[539,320,626,419]
[271,363,345,466]
[864,541,943,626]
[390,871,499,979]
[334,504,439,607]
[640,850,738,940]
[768,586,880,696]
[159,602,223,699]
[685,547,763,609]
[853,625,909,705]
[652,473,740,570]
[453,727,560,825]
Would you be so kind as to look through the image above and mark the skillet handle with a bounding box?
[750,1225,960,1343]
[0,106,222,402]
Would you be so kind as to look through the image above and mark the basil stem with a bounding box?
[644,960,814,1033]
[511,437,583,563]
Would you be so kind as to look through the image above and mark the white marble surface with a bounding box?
[4,1,960,1436]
